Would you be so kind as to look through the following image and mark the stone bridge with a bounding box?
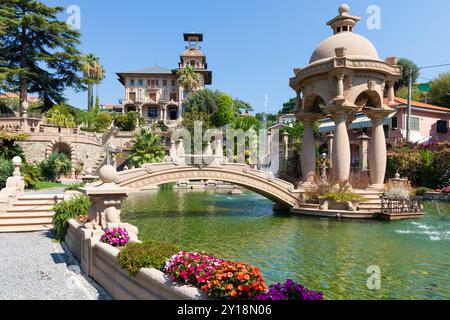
[90,139,302,208]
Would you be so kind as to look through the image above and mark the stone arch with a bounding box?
[45,138,77,176]
[354,90,382,110]
[112,163,300,208]
[303,94,326,113]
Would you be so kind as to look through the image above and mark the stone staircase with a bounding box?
[92,154,106,175]
[0,194,65,233]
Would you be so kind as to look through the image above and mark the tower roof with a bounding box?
[183,33,203,42]
[326,4,361,34]
[309,4,380,64]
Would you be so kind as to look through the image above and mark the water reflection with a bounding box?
[121,189,450,300]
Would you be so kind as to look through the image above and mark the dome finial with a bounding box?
[339,4,350,15]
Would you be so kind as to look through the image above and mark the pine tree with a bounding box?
[0,0,84,113]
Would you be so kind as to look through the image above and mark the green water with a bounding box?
[121,189,450,300]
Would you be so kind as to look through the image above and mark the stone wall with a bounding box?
[17,141,49,164]
[64,220,205,300]
[17,137,104,173]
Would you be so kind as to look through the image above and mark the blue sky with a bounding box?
[44,0,450,113]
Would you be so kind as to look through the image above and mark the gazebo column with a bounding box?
[330,109,351,185]
[298,112,320,186]
[364,108,393,190]
[326,133,334,169]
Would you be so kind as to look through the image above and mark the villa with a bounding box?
[115,33,213,127]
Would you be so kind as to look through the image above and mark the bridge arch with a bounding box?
[112,162,301,208]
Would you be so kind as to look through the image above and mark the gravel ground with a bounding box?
[0,231,111,300]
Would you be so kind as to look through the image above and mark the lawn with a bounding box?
[28,181,64,190]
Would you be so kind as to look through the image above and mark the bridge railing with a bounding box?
[169,138,227,166]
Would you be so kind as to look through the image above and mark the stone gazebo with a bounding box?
[290,4,402,192]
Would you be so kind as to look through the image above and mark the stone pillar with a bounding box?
[298,112,320,185]
[326,133,334,169]
[331,110,351,185]
[295,90,302,112]
[364,108,392,190]
[386,81,396,107]
[357,133,370,171]
[282,132,289,172]
[81,165,138,237]
[336,74,345,100]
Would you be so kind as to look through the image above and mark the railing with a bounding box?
[380,195,422,214]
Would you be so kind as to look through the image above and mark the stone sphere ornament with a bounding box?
[339,3,350,14]
[99,165,117,184]
[12,156,22,166]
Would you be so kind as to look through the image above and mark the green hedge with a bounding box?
[117,241,180,277]
[52,195,91,241]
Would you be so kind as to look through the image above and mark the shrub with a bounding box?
[64,182,85,191]
[100,228,130,247]
[52,195,91,241]
[112,111,144,131]
[415,187,432,196]
[164,252,225,287]
[201,261,267,300]
[21,162,40,189]
[0,158,13,189]
[117,241,180,277]
[386,142,450,188]
[320,192,367,203]
[254,279,323,301]
[39,152,72,182]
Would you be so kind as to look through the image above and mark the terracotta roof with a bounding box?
[393,97,450,112]
[117,66,173,75]
[0,92,40,102]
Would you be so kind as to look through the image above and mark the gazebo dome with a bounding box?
[309,32,380,64]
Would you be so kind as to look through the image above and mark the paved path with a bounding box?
[0,231,111,300]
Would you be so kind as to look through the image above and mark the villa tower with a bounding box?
[116,33,212,127]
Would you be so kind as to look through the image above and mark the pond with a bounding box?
[121,189,450,300]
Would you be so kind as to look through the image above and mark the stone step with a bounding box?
[0,216,52,226]
[0,224,52,233]
[17,194,65,201]
[8,204,55,211]
[0,212,54,219]
[5,208,54,215]
[299,203,320,209]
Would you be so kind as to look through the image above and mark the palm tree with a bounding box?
[0,131,29,160]
[45,104,76,128]
[177,65,201,94]
[82,53,105,111]
[129,128,166,168]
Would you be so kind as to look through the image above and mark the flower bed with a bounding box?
[254,279,323,300]
[164,252,225,287]
[163,251,321,301]
[100,228,130,247]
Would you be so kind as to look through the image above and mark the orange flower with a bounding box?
[238,285,244,292]
[230,291,237,298]
[214,280,219,285]
[226,284,234,290]
[253,267,260,273]
[244,274,251,281]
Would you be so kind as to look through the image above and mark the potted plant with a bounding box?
[319,185,367,211]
